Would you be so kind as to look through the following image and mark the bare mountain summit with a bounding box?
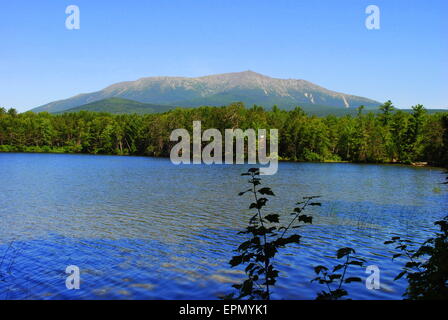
[31,71,380,113]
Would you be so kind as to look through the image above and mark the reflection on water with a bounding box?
[0,153,446,299]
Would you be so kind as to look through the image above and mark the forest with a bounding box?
[0,101,447,167]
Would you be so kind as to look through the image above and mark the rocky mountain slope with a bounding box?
[31,71,380,113]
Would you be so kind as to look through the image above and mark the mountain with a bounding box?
[31,71,381,113]
[58,97,175,114]
[59,98,369,117]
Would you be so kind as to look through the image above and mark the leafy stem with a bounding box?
[226,168,317,300]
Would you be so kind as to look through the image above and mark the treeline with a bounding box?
[0,101,447,166]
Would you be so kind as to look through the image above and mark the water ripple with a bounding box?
[0,153,446,299]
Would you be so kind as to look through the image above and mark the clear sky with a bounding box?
[1,0,447,112]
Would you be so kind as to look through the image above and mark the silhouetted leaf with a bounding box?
[332,289,348,299]
[275,234,301,247]
[394,270,407,280]
[265,244,278,259]
[230,255,243,267]
[298,214,312,224]
[336,247,355,259]
[258,187,275,196]
[405,261,420,269]
[329,274,342,281]
[238,241,251,251]
[345,277,362,283]
[415,245,433,256]
[314,265,328,274]
[333,264,344,272]
[238,189,251,196]
[241,279,253,296]
[265,214,279,223]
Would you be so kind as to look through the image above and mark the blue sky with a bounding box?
[1,0,446,112]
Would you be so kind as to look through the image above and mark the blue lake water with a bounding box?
[0,153,446,299]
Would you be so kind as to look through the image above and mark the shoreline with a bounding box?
[1,149,445,170]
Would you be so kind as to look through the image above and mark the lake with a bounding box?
[0,153,446,299]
